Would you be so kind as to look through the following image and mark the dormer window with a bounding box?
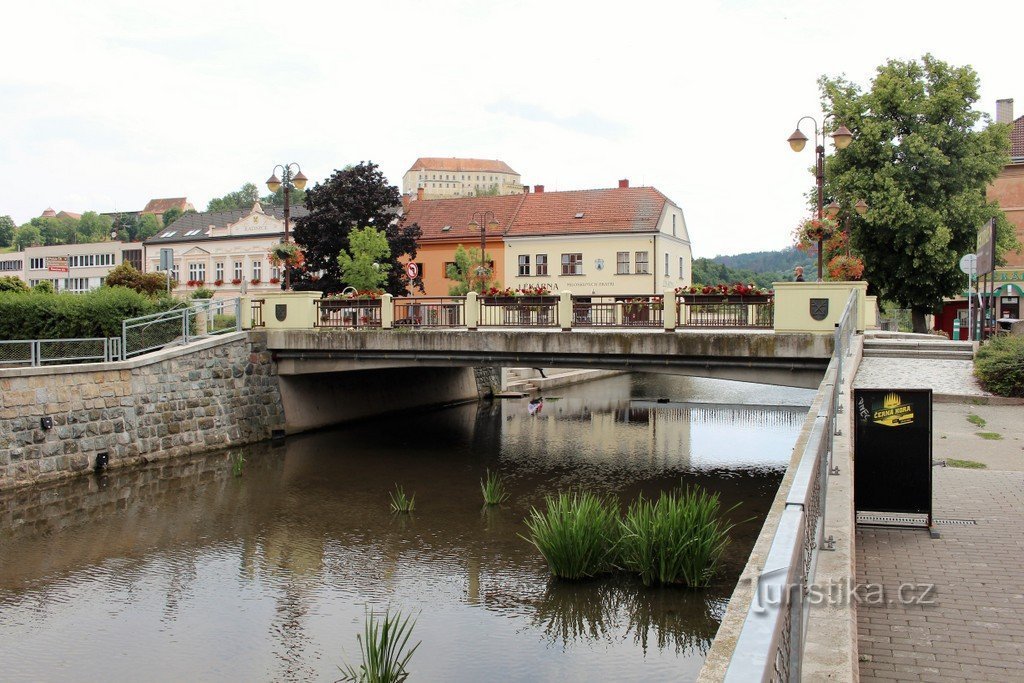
[441,225,451,232]
[574,212,585,219]
[160,231,176,238]
[184,229,202,236]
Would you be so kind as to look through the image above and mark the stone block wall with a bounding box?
[0,331,284,491]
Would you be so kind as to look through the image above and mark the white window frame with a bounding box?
[635,251,649,275]
[616,251,630,275]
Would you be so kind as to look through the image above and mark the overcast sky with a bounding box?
[1,0,1019,257]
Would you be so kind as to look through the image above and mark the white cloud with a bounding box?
[1,0,1019,257]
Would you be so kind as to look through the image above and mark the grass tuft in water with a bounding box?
[339,607,420,683]
[522,491,620,580]
[230,452,245,477]
[480,469,510,506]
[389,485,416,514]
[618,486,736,588]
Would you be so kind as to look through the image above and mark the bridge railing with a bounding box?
[122,298,242,358]
[717,289,857,682]
[478,295,560,328]
[394,297,466,328]
[677,296,774,329]
[572,295,663,328]
[314,298,382,328]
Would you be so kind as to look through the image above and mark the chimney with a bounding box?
[618,179,629,188]
[534,185,544,193]
[401,194,410,212]
[523,185,530,194]
[416,187,424,201]
[997,99,1014,124]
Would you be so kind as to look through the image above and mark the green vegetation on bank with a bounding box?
[974,334,1024,397]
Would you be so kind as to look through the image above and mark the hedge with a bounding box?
[0,287,178,340]
[974,334,1024,397]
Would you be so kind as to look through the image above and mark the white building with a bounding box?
[143,202,308,299]
[402,157,523,199]
[0,242,143,292]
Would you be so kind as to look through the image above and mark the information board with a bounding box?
[853,388,932,523]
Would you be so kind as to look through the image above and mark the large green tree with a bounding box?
[293,161,423,295]
[207,183,261,212]
[0,215,15,248]
[14,225,41,250]
[446,245,498,294]
[337,227,391,291]
[77,211,114,242]
[819,54,1016,331]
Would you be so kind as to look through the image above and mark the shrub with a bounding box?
[618,487,736,588]
[0,276,28,293]
[974,334,1024,397]
[0,287,176,340]
[105,262,175,295]
[32,280,55,294]
[522,491,620,580]
[192,287,214,300]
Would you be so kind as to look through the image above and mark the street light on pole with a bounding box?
[825,198,869,257]
[468,210,500,292]
[266,163,308,291]
[788,117,853,281]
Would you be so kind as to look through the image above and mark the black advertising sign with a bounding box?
[977,219,995,276]
[854,389,932,521]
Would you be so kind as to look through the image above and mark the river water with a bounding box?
[0,373,814,682]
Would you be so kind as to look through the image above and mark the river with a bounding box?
[0,373,814,681]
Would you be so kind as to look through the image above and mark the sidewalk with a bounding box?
[854,356,1024,681]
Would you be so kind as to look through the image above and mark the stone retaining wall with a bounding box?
[0,331,284,491]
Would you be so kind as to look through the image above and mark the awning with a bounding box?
[995,283,1024,297]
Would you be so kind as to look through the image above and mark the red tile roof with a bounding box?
[141,197,193,214]
[405,186,671,241]
[1012,115,1024,160]
[407,157,518,175]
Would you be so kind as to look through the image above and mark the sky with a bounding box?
[1,0,1020,258]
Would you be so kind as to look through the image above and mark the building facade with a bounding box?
[0,241,143,292]
[987,98,1024,318]
[402,158,523,200]
[403,181,692,296]
[143,202,308,299]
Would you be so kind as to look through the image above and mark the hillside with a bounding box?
[691,247,815,287]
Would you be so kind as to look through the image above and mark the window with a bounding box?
[0,259,22,271]
[122,250,142,270]
[161,231,176,238]
[171,265,180,282]
[518,254,530,276]
[635,251,649,274]
[215,262,224,282]
[672,214,676,236]
[64,278,91,293]
[679,257,685,279]
[234,262,243,281]
[252,261,262,281]
[665,253,669,274]
[561,253,583,276]
[443,261,456,279]
[188,263,206,283]
[184,229,202,236]
[30,258,45,270]
[616,251,630,274]
[536,254,548,276]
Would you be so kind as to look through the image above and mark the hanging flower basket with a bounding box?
[801,218,838,242]
[268,242,305,268]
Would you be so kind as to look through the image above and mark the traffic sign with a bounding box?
[958,253,976,276]
[405,262,419,279]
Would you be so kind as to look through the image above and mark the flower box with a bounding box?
[213,279,224,287]
[231,278,242,286]
[250,278,261,285]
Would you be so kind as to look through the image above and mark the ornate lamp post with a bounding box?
[825,199,869,257]
[266,163,308,290]
[468,211,500,292]
[788,118,853,281]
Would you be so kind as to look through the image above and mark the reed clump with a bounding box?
[339,608,420,683]
[480,469,510,506]
[618,487,735,587]
[522,491,621,580]
[389,485,415,514]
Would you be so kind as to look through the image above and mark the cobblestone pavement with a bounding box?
[854,357,990,396]
[857,469,1024,682]
[855,355,1024,681]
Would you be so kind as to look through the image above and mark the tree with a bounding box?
[77,211,113,242]
[474,184,500,197]
[162,207,183,227]
[446,244,498,294]
[819,54,1017,332]
[337,227,391,291]
[32,280,55,294]
[33,215,78,245]
[0,276,29,293]
[207,183,261,212]
[111,213,141,242]
[293,161,423,295]
[137,214,163,241]
[104,262,173,294]
[261,186,307,208]
[14,225,41,250]
[0,215,15,248]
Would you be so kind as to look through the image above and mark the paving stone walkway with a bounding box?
[855,355,1024,681]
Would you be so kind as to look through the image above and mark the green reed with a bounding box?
[522,491,620,580]
[480,469,510,506]
[389,485,416,514]
[339,608,420,683]
[230,452,245,477]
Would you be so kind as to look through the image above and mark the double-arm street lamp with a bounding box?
[468,211,500,291]
[788,117,853,281]
[266,163,308,290]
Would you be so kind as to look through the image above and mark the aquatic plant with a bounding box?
[389,485,416,514]
[231,452,245,477]
[339,608,420,683]
[480,469,510,506]
[522,490,620,580]
[618,486,736,588]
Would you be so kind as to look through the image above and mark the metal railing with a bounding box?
[678,297,774,328]
[722,290,857,682]
[478,295,559,327]
[314,298,382,328]
[0,337,122,367]
[122,298,242,358]
[572,295,663,328]
[394,297,465,328]
[251,298,265,328]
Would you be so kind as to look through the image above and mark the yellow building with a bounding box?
[402,157,523,199]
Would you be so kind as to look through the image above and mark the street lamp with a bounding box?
[826,199,869,257]
[468,211,500,291]
[266,162,308,290]
[788,117,853,281]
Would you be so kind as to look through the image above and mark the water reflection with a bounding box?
[0,373,812,682]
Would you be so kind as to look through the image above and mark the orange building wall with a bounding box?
[408,240,506,296]
[989,163,1024,267]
